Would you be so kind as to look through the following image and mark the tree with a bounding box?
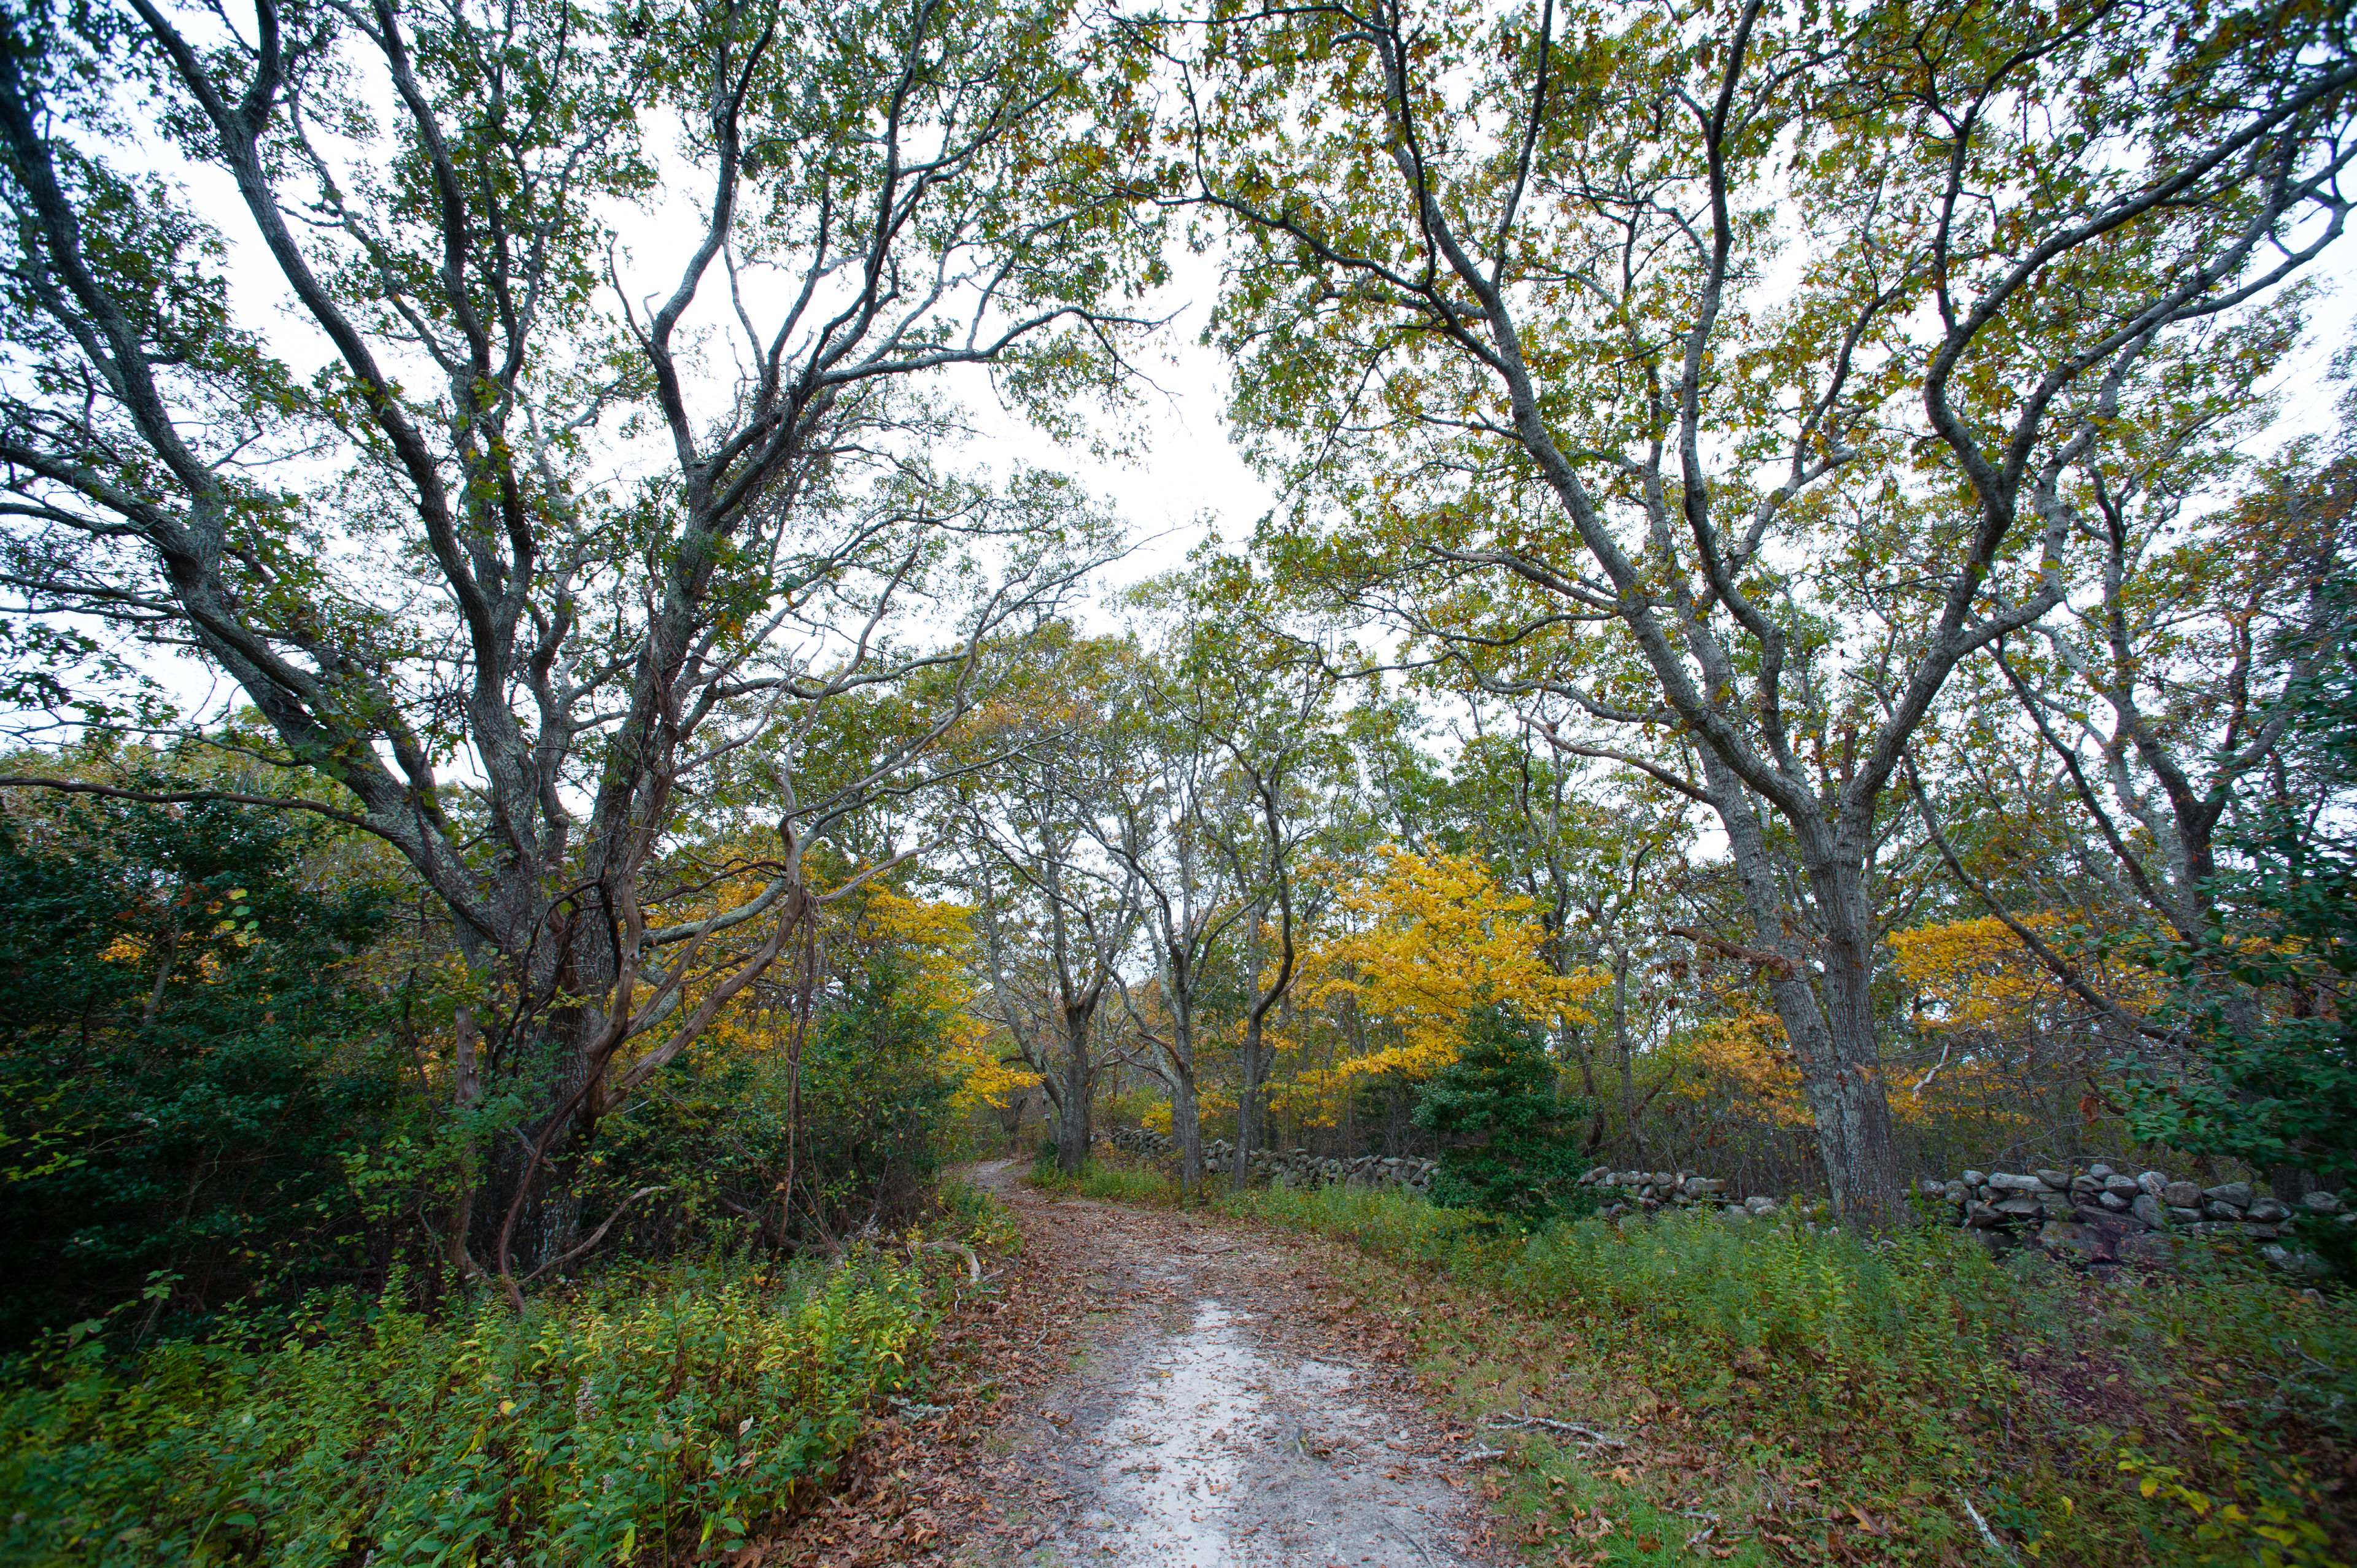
[2120,579,2357,1270]
[1288,844,1601,1106]
[1086,629,1253,1193]
[0,755,411,1341]
[1139,564,1349,1190]
[1133,0,2357,1221]
[1446,730,1692,1161]
[1,0,1142,1290]
[957,628,1140,1174]
[1414,1005,1593,1227]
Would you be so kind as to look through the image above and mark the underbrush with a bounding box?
[1227,1184,2357,1566]
[0,1189,1012,1567]
[1024,1149,1191,1207]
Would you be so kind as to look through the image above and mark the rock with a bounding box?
[2039,1220,2126,1263]
[2168,1206,2203,1224]
[2138,1170,2169,1197]
[2088,1163,2115,1178]
[2104,1174,2140,1198]
[1584,1167,1609,1184]
[2204,1200,2247,1222]
[1945,1180,1969,1205]
[2262,1243,2332,1278]
[2162,1181,2202,1208]
[2034,1168,2070,1190]
[1744,1195,1778,1216]
[2202,1181,2253,1209]
[1964,1200,2004,1229]
[1918,1178,1945,1197]
[1684,1176,1726,1197]
[2247,1197,2289,1223]
[2099,1191,2131,1211]
[2132,1193,2166,1227]
[1988,1172,2045,1193]
[1994,1195,2044,1218]
[2120,1232,2184,1267]
[2183,1221,2247,1237]
[2302,1191,2345,1215]
[1962,1169,1987,1188]
[2037,1219,2089,1252]
[2074,1203,2137,1230]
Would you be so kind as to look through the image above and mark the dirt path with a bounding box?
[937,1162,1503,1568]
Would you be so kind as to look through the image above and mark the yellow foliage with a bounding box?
[1675,1009,1814,1129]
[1276,846,1604,1121]
[847,887,1039,1113]
[1887,914,2078,1036]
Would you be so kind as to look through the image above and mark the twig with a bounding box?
[1397,1530,1443,1568]
[1483,1413,1629,1446]
[1959,1494,2022,1567]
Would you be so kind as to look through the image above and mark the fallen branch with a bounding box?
[1484,1413,1629,1446]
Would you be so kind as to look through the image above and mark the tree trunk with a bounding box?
[1707,759,1908,1227]
[1229,1018,1261,1194]
[447,1005,483,1275]
[1169,1010,1204,1193]
[1058,1003,1093,1174]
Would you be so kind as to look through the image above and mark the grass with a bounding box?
[1025,1149,1197,1207]
[1216,1183,2357,1567]
[0,1189,1016,1568]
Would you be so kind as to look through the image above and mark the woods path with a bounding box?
[929,1161,1504,1568]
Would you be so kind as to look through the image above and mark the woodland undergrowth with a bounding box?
[1075,1159,2355,1567]
[0,1199,1010,1568]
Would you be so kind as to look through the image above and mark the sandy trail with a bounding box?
[945,1161,1496,1568]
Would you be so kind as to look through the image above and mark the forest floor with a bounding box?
[760,1159,1509,1568]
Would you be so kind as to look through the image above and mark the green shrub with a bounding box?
[0,1247,942,1566]
[1412,1005,1594,1227]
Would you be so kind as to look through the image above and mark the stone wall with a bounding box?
[1913,1164,2348,1273]
[1578,1167,1757,1218]
[1096,1127,1436,1191]
[1585,1159,2347,1274]
[1093,1130,2347,1273]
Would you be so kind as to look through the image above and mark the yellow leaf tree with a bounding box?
[1277,847,1603,1124]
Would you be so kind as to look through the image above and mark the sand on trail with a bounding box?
[945,1161,1499,1568]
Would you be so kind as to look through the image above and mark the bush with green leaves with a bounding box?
[0,779,417,1344]
[2124,584,2357,1277]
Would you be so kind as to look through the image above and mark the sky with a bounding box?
[74,30,2357,751]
